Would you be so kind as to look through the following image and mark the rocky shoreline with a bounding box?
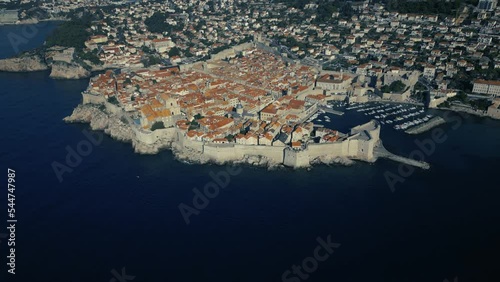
[0,54,49,72]
[0,50,98,79]
[50,61,91,79]
[64,104,362,170]
[64,104,172,154]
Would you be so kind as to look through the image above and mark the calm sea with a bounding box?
[1,23,500,282]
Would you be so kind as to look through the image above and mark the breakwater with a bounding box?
[405,116,446,135]
[374,142,430,169]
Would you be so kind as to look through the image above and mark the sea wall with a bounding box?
[180,131,380,168]
[133,127,176,145]
[309,142,348,163]
[176,132,285,165]
[282,138,376,168]
[75,92,383,168]
[283,148,310,167]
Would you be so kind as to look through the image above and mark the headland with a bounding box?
[66,43,429,169]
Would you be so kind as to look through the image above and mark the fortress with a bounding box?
[75,41,430,170]
[81,91,381,168]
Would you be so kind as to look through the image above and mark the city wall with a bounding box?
[82,92,106,105]
[174,123,380,168]
[282,134,378,168]
[82,82,381,168]
[203,143,285,164]
[209,42,255,61]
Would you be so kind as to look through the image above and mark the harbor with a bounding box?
[349,102,434,131]
[312,101,447,135]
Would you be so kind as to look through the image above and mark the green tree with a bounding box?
[145,12,184,34]
[107,96,119,105]
[168,47,181,57]
[46,19,91,48]
[151,121,165,131]
[381,80,406,93]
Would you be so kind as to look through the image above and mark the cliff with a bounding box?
[0,47,103,79]
[64,104,173,155]
[50,62,91,79]
[0,54,48,72]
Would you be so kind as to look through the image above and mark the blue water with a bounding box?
[1,24,500,282]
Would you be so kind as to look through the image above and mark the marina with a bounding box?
[318,101,441,134]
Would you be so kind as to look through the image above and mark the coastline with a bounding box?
[0,18,68,26]
[65,99,429,170]
[0,20,103,80]
[0,51,103,79]
[63,103,286,169]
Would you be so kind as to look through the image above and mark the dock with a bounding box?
[374,142,430,170]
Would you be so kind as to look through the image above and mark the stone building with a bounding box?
[315,72,353,94]
[472,80,500,97]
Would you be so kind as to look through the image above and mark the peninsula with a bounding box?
[4,0,498,167]
[66,42,428,169]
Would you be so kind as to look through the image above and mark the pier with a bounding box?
[374,142,430,170]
